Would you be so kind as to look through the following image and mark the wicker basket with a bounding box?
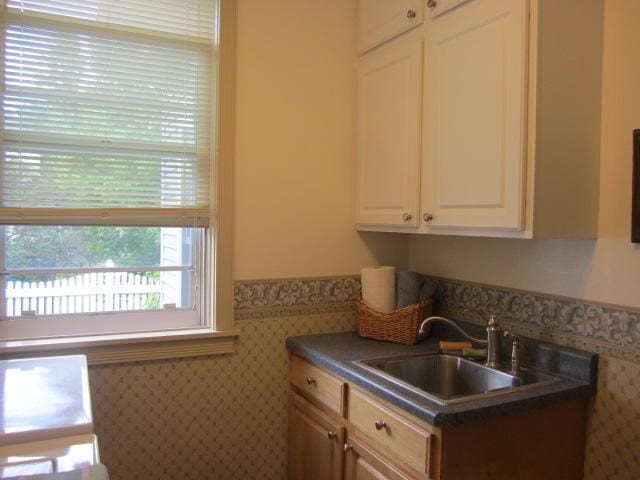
[355,298,434,345]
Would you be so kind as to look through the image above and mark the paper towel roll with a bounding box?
[361,266,396,313]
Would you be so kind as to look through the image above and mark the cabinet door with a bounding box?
[421,0,528,231]
[425,0,474,19]
[358,0,424,53]
[289,394,343,480]
[344,436,416,480]
[356,33,423,229]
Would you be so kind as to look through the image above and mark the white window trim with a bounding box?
[0,0,238,364]
[0,328,240,365]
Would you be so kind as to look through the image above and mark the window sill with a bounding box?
[0,327,240,365]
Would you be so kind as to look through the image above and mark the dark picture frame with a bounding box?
[633,130,640,243]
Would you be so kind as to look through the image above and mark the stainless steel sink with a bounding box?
[355,353,558,405]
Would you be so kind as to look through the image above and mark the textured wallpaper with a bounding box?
[584,356,640,480]
[88,276,640,480]
[90,312,356,480]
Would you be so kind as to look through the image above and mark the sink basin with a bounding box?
[355,354,558,405]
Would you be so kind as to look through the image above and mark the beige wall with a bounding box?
[234,0,408,280]
[410,0,640,310]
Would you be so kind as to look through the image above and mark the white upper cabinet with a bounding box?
[358,0,424,53]
[425,0,474,18]
[356,32,423,228]
[356,0,604,239]
[421,0,528,231]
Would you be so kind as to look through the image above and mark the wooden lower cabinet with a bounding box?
[289,355,589,480]
[289,393,344,480]
[344,436,416,480]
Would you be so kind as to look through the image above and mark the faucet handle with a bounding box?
[503,330,516,340]
[504,330,521,345]
[504,331,522,374]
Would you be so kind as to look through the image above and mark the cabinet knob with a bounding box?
[344,443,353,453]
[423,213,434,222]
[328,431,338,440]
[406,9,417,19]
[305,377,316,386]
[427,0,437,8]
[402,213,413,222]
[374,420,387,431]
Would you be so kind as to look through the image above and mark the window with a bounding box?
[0,225,206,337]
[0,0,233,354]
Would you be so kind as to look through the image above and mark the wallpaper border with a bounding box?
[434,277,640,364]
[234,275,640,364]
[234,276,360,320]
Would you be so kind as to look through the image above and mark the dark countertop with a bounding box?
[285,329,597,427]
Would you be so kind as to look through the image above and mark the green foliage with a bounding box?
[5,226,161,281]
[6,226,86,270]
[143,293,161,310]
[82,226,161,267]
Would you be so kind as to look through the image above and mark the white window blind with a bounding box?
[0,0,217,227]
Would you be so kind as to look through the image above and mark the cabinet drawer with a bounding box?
[349,388,434,476]
[290,356,346,416]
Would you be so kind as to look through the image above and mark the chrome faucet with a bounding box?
[418,315,502,369]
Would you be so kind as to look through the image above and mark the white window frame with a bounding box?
[0,227,205,330]
[0,0,238,363]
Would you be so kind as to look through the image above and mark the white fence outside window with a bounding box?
[6,271,161,316]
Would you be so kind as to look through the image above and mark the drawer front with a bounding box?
[290,356,345,416]
[349,388,433,476]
